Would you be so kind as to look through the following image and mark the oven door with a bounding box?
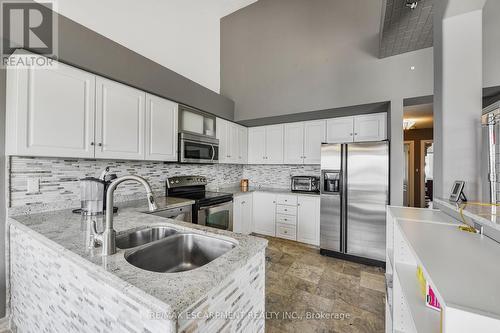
[180,138,219,164]
[292,178,313,192]
[198,201,233,231]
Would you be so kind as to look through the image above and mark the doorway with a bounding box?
[402,102,434,208]
[403,141,415,207]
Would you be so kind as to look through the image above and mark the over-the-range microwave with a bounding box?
[179,132,219,164]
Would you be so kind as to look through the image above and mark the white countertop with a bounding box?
[398,218,500,319]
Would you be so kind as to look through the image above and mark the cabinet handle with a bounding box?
[350,133,353,136]
[90,142,95,146]
[273,201,276,203]
[354,133,358,135]
[98,143,103,147]
[242,201,246,204]
[284,230,288,234]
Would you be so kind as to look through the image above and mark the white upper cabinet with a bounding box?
[303,120,326,164]
[145,94,178,161]
[264,124,284,164]
[238,126,248,164]
[6,62,96,158]
[353,112,387,142]
[216,118,229,163]
[297,195,320,246]
[284,120,325,165]
[95,77,146,160]
[284,122,305,164]
[326,116,354,143]
[248,126,267,164]
[217,117,248,164]
[326,113,387,144]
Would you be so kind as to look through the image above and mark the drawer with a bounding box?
[276,204,297,216]
[276,194,297,206]
[276,223,296,240]
[276,214,296,226]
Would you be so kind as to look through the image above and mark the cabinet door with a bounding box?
[353,113,387,142]
[297,195,320,246]
[303,120,326,164]
[145,94,178,161]
[326,116,354,143]
[248,127,267,164]
[216,118,229,163]
[253,192,276,236]
[283,122,305,164]
[234,194,253,234]
[238,126,248,164]
[229,123,239,163]
[6,63,95,158]
[95,77,145,160]
[265,124,284,164]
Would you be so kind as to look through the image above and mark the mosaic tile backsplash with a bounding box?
[242,164,321,189]
[8,156,321,213]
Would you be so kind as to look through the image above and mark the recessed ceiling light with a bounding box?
[410,66,416,70]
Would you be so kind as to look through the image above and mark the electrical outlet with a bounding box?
[27,177,40,194]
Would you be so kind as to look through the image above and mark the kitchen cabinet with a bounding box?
[145,94,178,161]
[326,113,387,144]
[284,120,326,164]
[95,77,145,160]
[248,125,284,164]
[6,61,96,158]
[217,118,248,164]
[326,116,355,143]
[353,112,387,142]
[233,193,253,234]
[252,192,276,236]
[238,126,248,164]
[297,195,320,246]
[283,122,305,164]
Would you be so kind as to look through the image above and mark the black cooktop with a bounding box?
[168,190,233,205]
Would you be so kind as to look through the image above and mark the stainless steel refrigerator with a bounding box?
[320,142,389,265]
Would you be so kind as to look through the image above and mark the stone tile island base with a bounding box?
[8,224,265,333]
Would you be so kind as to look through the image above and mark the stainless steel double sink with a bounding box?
[116,227,235,273]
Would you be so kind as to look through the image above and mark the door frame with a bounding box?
[420,140,433,208]
[404,141,415,207]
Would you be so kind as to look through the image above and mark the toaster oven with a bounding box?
[291,176,320,193]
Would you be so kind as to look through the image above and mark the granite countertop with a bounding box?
[214,186,320,197]
[8,197,268,320]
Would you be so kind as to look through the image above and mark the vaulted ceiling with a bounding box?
[379,0,434,58]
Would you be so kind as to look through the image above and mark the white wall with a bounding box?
[45,0,256,93]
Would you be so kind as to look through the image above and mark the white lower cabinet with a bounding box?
[233,193,253,235]
[252,192,276,236]
[297,196,321,246]
[246,191,320,245]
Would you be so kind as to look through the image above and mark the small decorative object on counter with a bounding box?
[426,283,441,311]
[240,179,249,190]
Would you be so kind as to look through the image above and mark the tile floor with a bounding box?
[263,236,386,333]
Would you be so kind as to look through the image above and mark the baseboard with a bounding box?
[319,248,386,268]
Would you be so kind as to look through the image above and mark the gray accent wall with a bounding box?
[9,2,235,120]
[238,102,389,127]
[220,0,434,122]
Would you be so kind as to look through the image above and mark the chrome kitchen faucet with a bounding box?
[93,175,158,256]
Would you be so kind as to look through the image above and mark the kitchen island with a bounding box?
[7,199,267,333]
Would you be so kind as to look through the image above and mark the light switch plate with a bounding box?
[27,177,40,194]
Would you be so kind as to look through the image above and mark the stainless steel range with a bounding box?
[166,176,233,231]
